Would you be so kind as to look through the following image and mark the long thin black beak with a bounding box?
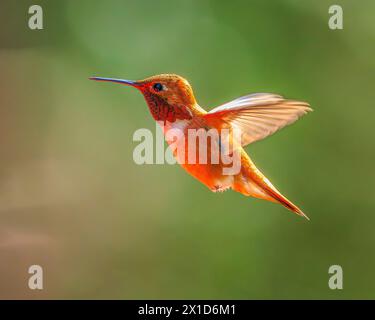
[89,77,139,86]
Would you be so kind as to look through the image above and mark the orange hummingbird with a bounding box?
[90,74,312,219]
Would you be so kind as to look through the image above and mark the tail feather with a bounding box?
[263,182,309,220]
[233,157,309,220]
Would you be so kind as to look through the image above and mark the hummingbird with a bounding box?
[90,74,312,219]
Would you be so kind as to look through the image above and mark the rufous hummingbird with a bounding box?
[90,74,312,219]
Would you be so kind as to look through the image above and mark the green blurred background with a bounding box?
[0,0,374,299]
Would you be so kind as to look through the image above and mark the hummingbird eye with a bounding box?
[153,83,164,92]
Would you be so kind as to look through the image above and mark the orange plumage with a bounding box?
[90,74,312,219]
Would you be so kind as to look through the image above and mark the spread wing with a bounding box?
[203,93,312,147]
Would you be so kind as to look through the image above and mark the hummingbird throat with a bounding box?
[142,91,193,123]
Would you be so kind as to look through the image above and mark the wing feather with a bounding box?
[204,93,312,146]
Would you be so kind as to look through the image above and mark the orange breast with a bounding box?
[165,119,238,191]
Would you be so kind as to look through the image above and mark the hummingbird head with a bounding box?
[90,74,199,122]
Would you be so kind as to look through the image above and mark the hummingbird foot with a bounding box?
[211,185,231,193]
